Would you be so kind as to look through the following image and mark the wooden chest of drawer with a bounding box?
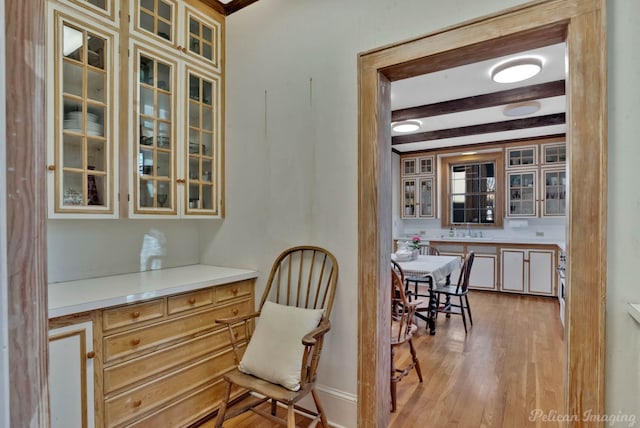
[103,299,252,363]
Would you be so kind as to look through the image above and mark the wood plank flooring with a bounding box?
[199,291,564,427]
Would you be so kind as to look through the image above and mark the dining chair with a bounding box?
[214,246,339,427]
[433,251,475,333]
[404,246,440,329]
[390,261,423,412]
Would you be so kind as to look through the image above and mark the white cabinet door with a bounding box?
[528,250,555,295]
[500,249,526,293]
[468,254,497,290]
[49,321,95,428]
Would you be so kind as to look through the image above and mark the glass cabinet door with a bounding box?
[134,0,176,44]
[402,158,416,176]
[54,16,114,214]
[542,143,566,165]
[418,177,434,217]
[543,169,566,216]
[134,48,176,213]
[402,179,417,218]
[506,146,537,168]
[185,7,221,71]
[507,171,537,216]
[418,156,434,175]
[186,68,219,214]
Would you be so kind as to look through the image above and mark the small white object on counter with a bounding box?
[48,264,258,319]
[629,303,640,325]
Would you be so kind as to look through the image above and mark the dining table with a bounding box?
[391,254,461,335]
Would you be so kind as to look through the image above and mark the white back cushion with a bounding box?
[238,301,324,391]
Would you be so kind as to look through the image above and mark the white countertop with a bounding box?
[48,264,258,319]
[395,235,564,248]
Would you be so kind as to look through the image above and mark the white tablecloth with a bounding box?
[391,254,461,283]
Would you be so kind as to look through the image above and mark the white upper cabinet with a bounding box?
[47,0,225,219]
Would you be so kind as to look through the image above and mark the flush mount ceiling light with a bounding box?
[503,101,541,117]
[491,57,543,83]
[392,120,421,133]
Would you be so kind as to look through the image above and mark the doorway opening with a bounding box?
[357,1,606,426]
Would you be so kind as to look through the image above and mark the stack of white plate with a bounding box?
[63,111,103,136]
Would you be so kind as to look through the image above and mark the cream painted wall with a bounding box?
[47,220,202,283]
[606,0,640,422]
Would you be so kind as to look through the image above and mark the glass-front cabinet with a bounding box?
[507,170,537,217]
[48,11,117,218]
[401,155,435,219]
[542,168,566,216]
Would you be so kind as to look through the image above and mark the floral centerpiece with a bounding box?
[409,235,422,251]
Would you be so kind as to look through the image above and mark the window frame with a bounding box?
[441,152,504,229]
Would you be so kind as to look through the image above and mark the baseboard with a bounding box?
[297,384,357,428]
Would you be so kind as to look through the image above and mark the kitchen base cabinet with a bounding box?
[48,276,255,428]
[48,316,97,428]
[500,248,556,296]
[468,254,498,291]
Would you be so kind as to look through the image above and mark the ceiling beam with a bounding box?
[392,80,565,121]
[198,0,260,16]
[392,113,565,145]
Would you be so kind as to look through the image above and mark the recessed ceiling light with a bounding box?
[491,57,543,83]
[392,120,421,133]
[503,101,541,117]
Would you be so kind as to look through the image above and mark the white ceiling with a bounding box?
[390,42,567,152]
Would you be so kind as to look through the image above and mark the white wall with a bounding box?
[0,0,10,424]
[199,0,534,425]
[606,0,640,421]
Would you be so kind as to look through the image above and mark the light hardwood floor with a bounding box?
[199,291,564,427]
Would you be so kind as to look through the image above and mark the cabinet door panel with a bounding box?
[501,250,525,292]
[468,254,497,290]
[529,250,555,295]
[49,321,95,428]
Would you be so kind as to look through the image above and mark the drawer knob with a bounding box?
[133,399,142,408]
[231,288,238,295]
[131,311,140,319]
[232,308,239,315]
[87,351,96,359]
[131,338,141,346]
[188,297,196,305]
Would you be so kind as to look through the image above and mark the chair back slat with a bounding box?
[455,251,475,293]
[260,246,339,317]
[390,261,415,343]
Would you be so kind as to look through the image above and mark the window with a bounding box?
[442,153,504,228]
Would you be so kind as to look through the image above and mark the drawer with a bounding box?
[124,378,245,428]
[105,347,239,428]
[167,288,214,315]
[104,324,247,395]
[103,299,165,331]
[214,281,252,304]
[103,299,252,363]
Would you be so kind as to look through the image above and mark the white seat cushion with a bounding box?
[238,301,324,391]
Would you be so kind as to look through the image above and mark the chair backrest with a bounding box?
[390,262,416,344]
[455,251,475,293]
[259,246,339,318]
[418,245,440,256]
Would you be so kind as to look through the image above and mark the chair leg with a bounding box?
[465,294,473,326]
[271,399,278,416]
[311,388,329,427]
[390,345,397,412]
[214,380,232,427]
[459,296,468,333]
[408,338,423,382]
[287,403,296,428]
